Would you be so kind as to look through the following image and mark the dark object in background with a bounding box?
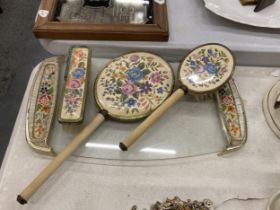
[0,7,3,13]
[84,0,110,8]
[240,0,258,5]
[254,0,277,12]
[146,0,154,23]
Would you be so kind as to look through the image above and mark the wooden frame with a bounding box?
[34,0,169,41]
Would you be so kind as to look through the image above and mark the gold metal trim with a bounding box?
[216,79,247,156]
[178,43,236,95]
[94,51,175,122]
[58,46,91,124]
[26,56,62,156]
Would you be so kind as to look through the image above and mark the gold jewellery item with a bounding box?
[131,196,214,210]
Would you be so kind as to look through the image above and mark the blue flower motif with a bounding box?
[188,79,194,84]
[207,49,213,55]
[190,61,196,67]
[127,67,143,83]
[157,87,164,94]
[126,98,137,107]
[72,67,85,79]
[140,81,152,94]
[204,63,217,75]
[106,85,117,94]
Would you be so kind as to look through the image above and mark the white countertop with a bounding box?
[1,59,280,210]
[40,0,280,66]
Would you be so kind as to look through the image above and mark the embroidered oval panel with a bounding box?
[95,52,174,121]
[179,44,235,94]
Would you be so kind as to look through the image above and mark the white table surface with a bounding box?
[1,58,280,210]
[40,0,280,66]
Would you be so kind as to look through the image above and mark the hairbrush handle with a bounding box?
[119,88,185,151]
[17,113,105,205]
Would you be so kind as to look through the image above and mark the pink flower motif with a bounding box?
[220,67,227,74]
[139,98,145,102]
[130,54,140,62]
[221,95,233,106]
[196,65,205,73]
[121,82,137,95]
[150,72,161,83]
[34,124,45,138]
[39,95,52,106]
[69,79,81,89]
[74,49,84,58]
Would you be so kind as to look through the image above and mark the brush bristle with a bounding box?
[192,93,214,101]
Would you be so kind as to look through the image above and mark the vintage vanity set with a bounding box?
[16,0,280,209]
[20,44,246,206]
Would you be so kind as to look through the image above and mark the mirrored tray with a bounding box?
[204,0,280,28]
[34,0,168,40]
[41,57,229,161]
[56,0,153,24]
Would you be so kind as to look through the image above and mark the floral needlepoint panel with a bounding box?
[33,64,58,139]
[179,44,234,94]
[95,52,174,121]
[60,47,90,123]
[218,82,241,139]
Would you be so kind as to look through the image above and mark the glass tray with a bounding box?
[47,58,229,161]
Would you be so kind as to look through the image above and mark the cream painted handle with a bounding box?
[119,89,185,151]
[17,113,105,204]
